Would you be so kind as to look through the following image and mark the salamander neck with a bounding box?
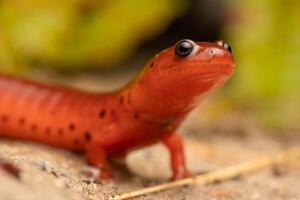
[118,81,208,125]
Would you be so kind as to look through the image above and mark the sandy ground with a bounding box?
[0,112,299,200]
[0,73,299,200]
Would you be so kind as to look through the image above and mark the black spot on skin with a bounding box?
[69,123,75,131]
[99,109,106,118]
[31,124,37,131]
[45,128,51,135]
[150,62,154,68]
[19,117,25,125]
[58,129,64,135]
[133,114,139,119]
[119,96,124,105]
[84,132,92,142]
[1,115,8,122]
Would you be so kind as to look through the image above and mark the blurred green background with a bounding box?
[0,0,299,132]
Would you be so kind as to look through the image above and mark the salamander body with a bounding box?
[0,39,235,180]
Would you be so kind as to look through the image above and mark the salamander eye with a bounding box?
[175,39,194,58]
[223,43,232,53]
[216,40,232,53]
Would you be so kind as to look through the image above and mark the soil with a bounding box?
[0,73,299,200]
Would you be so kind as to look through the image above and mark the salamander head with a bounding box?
[142,39,235,97]
[148,39,234,89]
[129,39,235,119]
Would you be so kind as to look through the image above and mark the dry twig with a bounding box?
[109,147,300,200]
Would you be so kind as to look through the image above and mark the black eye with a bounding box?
[175,39,194,58]
[223,43,232,53]
[216,40,232,53]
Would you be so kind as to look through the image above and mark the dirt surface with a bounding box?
[0,73,299,200]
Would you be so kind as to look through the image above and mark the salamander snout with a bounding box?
[215,40,232,53]
[173,39,233,61]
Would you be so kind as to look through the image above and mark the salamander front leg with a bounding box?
[162,133,191,180]
[86,143,112,179]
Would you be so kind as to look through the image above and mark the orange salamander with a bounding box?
[0,39,235,180]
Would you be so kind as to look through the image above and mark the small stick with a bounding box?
[109,147,300,200]
[0,158,21,179]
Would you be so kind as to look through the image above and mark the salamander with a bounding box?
[0,39,235,180]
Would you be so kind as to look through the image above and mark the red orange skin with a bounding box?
[0,41,235,180]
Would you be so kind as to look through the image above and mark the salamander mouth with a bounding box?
[164,73,219,92]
